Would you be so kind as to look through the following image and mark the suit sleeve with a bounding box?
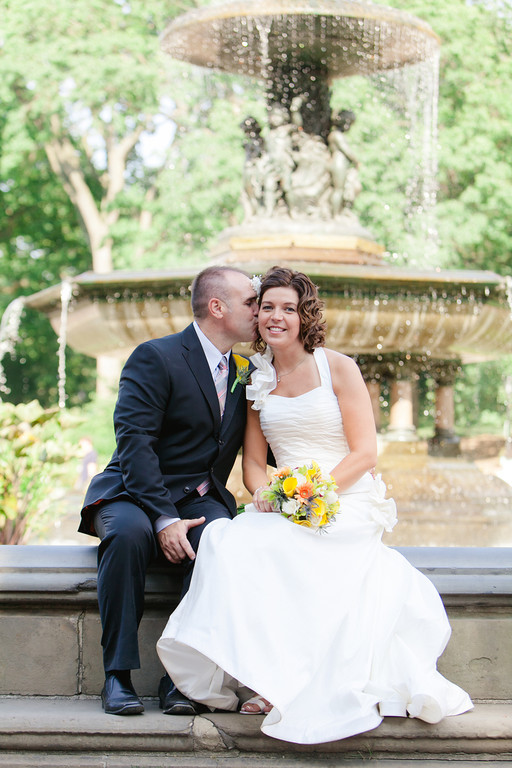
[114,341,179,524]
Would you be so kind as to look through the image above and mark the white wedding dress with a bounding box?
[157,347,472,744]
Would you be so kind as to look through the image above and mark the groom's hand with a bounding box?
[157,517,206,564]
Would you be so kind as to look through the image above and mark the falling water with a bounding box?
[0,297,26,396]
[392,52,440,265]
[57,280,72,409]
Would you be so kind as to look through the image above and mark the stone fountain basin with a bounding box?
[24,263,512,362]
[161,0,440,78]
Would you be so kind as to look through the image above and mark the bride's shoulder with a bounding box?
[322,349,365,392]
[322,348,359,372]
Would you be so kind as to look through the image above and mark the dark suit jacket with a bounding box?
[79,324,249,536]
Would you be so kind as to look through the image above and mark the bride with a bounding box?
[157,266,472,744]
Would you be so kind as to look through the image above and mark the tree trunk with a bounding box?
[45,115,146,393]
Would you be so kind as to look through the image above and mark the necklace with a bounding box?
[275,355,309,383]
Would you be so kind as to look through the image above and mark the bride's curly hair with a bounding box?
[253,267,326,353]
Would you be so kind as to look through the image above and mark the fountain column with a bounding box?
[387,376,417,441]
[428,363,461,457]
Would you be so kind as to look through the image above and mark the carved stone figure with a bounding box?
[286,131,332,219]
[328,110,362,217]
[240,116,274,218]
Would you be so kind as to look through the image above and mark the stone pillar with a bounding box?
[387,377,417,441]
[96,355,122,399]
[366,380,381,432]
[428,363,461,457]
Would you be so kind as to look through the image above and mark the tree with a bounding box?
[0,0,201,402]
[2,0,190,271]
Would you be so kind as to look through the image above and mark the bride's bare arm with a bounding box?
[325,349,378,492]
[242,402,275,512]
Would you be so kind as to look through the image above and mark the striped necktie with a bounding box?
[215,355,229,417]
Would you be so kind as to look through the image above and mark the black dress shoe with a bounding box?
[158,673,206,715]
[101,672,144,715]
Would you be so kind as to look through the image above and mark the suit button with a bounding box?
[219,439,225,446]
[183,485,191,493]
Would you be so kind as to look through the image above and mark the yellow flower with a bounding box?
[230,354,251,392]
[310,498,329,527]
[232,354,249,373]
[306,461,320,480]
[282,477,298,497]
[311,498,326,516]
[295,519,312,528]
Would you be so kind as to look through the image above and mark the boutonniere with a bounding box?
[231,354,251,392]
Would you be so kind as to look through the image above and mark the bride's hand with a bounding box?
[252,486,276,513]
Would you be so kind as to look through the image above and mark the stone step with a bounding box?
[1,759,512,768]
[1,698,512,766]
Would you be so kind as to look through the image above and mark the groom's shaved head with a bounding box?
[191,266,249,319]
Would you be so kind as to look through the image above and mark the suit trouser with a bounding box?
[94,493,231,673]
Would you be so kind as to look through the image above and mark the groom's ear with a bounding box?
[208,297,225,319]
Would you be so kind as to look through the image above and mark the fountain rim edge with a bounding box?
[22,265,509,312]
[160,0,441,43]
[160,0,442,52]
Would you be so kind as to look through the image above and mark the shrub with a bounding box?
[0,400,80,544]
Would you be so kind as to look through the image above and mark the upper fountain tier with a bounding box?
[161,1,440,266]
[160,0,440,79]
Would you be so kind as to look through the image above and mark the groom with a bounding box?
[79,266,259,716]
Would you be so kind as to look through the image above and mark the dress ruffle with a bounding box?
[246,348,276,411]
[368,474,398,532]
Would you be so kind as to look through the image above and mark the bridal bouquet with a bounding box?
[262,462,340,531]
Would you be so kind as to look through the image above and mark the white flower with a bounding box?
[324,489,339,505]
[282,498,300,516]
[250,274,262,298]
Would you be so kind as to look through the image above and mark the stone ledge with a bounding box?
[1,545,511,600]
[1,546,512,700]
[0,545,182,605]
[0,699,511,761]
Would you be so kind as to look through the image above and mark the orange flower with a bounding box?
[295,481,314,500]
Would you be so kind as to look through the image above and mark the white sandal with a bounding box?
[240,695,272,715]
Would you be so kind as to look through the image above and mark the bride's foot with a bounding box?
[240,695,272,714]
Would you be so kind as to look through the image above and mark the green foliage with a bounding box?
[0,400,82,544]
[454,357,512,434]
[65,394,117,469]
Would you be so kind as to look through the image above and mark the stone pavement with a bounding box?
[1,698,512,767]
